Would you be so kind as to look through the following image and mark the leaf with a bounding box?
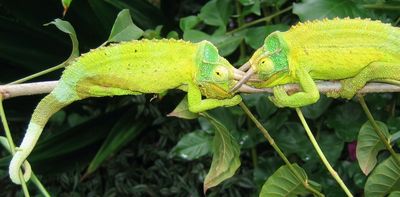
[389,191,400,197]
[179,15,200,31]
[365,155,400,197]
[293,0,370,21]
[45,19,79,60]
[260,164,318,197]
[326,102,365,142]
[302,95,332,119]
[391,131,400,144]
[169,130,213,160]
[356,121,390,175]
[108,9,143,42]
[202,113,241,192]
[105,0,165,29]
[244,25,289,49]
[167,96,199,120]
[198,0,233,33]
[85,108,148,175]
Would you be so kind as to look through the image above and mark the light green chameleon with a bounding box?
[232,18,400,108]
[9,39,260,184]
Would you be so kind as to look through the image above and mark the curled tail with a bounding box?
[9,84,77,184]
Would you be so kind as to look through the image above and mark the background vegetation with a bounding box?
[0,0,399,196]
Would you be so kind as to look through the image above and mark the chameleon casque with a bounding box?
[232,18,400,107]
[9,39,259,184]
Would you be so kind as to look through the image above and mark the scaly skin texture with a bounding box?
[9,39,242,184]
[247,18,400,108]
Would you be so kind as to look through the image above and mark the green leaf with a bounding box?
[85,108,148,175]
[167,97,199,120]
[179,15,200,31]
[391,131,400,144]
[302,95,332,119]
[108,9,143,42]
[326,102,365,142]
[203,113,241,192]
[389,191,400,197]
[45,19,79,60]
[183,30,245,56]
[198,0,233,33]
[365,155,400,197]
[260,164,318,197]
[244,25,289,49]
[105,0,165,29]
[356,121,390,175]
[293,0,370,21]
[170,130,213,160]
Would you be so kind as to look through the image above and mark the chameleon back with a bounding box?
[57,39,199,101]
[282,18,400,80]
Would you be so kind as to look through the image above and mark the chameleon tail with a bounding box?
[9,85,76,184]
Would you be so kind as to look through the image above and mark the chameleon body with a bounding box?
[243,18,400,107]
[9,39,242,184]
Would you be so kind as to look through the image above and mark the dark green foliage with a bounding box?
[0,0,400,196]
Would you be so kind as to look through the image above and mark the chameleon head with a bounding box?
[194,41,238,98]
[249,48,278,79]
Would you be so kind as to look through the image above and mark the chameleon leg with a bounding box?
[187,83,242,113]
[270,68,320,108]
[327,62,400,99]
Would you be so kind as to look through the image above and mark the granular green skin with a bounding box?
[248,18,400,108]
[8,39,242,184]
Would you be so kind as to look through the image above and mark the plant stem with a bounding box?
[295,108,353,197]
[235,1,246,60]
[30,174,51,197]
[0,97,31,197]
[9,62,66,85]
[251,147,258,168]
[227,5,293,34]
[358,96,400,167]
[239,102,324,197]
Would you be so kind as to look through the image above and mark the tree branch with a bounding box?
[0,81,399,100]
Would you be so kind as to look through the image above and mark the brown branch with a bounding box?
[0,80,399,100]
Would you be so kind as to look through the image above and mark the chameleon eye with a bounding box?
[213,66,229,81]
[257,57,275,75]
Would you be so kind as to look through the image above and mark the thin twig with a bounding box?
[239,102,324,197]
[1,81,400,100]
[296,108,353,197]
[358,96,400,167]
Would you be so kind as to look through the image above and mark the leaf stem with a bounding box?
[295,108,353,197]
[0,97,31,197]
[8,62,67,85]
[239,102,324,197]
[227,5,293,34]
[358,96,400,167]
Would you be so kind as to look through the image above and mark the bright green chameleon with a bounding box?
[232,18,400,107]
[9,39,258,184]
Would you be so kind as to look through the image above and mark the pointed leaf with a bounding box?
[198,0,233,33]
[170,130,213,160]
[365,155,400,197]
[293,0,370,21]
[45,19,79,60]
[167,97,199,119]
[203,113,241,192]
[108,9,143,42]
[260,164,319,197]
[356,121,390,175]
[86,108,148,175]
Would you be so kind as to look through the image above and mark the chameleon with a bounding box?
[231,18,400,108]
[9,39,260,184]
